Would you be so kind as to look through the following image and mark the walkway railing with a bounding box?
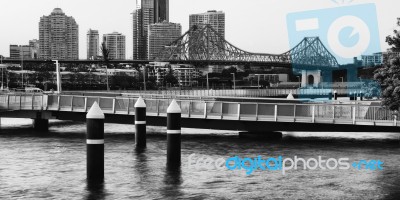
[0,94,397,126]
[114,88,364,98]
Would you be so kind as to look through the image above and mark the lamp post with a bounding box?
[0,56,3,89]
[143,65,146,91]
[254,74,261,91]
[20,48,24,87]
[231,73,236,94]
[53,60,62,93]
[206,73,209,90]
[105,65,110,91]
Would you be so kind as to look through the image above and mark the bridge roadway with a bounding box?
[0,93,399,133]
[0,58,294,66]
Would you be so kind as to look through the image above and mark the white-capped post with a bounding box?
[134,97,146,149]
[167,99,181,168]
[86,101,105,181]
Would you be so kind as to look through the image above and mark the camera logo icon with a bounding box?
[286,3,381,64]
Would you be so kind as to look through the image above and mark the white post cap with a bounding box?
[134,96,146,108]
[167,99,181,113]
[286,92,294,100]
[86,101,105,119]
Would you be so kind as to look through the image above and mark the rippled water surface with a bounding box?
[1,118,400,199]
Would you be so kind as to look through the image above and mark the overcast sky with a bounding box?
[0,0,399,60]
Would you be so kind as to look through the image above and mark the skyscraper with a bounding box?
[132,0,169,60]
[148,21,181,60]
[39,8,79,60]
[154,0,169,23]
[87,29,99,60]
[103,32,126,60]
[189,10,225,38]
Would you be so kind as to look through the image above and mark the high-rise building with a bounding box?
[39,8,79,60]
[132,0,169,60]
[154,0,169,23]
[189,10,225,38]
[103,32,126,60]
[87,29,99,60]
[29,39,39,59]
[148,21,181,60]
[9,45,32,59]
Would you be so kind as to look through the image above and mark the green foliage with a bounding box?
[374,19,400,110]
[374,58,400,110]
[221,67,237,78]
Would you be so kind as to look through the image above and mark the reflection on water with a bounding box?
[85,180,106,200]
[0,118,399,199]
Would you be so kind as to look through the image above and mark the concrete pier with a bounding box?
[32,113,49,131]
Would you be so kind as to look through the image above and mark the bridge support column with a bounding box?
[167,99,181,169]
[239,132,282,140]
[32,113,49,131]
[135,97,147,149]
[301,70,321,88]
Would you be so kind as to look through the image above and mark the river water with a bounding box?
[0,118,400,199]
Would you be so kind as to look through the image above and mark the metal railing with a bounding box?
[0,94,398,126]
[114,88,364,98]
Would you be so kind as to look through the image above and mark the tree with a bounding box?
[221,67,237,78]
[101,42,110,91]
[385,18,400,52]
[163,67,178,87]
[374,18,400,110]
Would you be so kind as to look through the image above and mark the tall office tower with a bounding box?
[87,29,99,60]
[132,0,169,60]
[154,0,169,22]
[103,32,126,60]
[29,39,39,59]
[148,21,181,60]
[189,10,225,38]
[39,8,79,60]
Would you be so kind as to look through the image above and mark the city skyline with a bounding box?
[0,0,399,60]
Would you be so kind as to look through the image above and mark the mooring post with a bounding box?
[135,96,147,149]
[167,99,182,168]
[86,102,105,181]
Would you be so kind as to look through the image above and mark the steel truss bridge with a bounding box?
[156,24,340,68]
[2,25,340,68]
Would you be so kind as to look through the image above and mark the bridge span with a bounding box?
[0,93,399,133]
